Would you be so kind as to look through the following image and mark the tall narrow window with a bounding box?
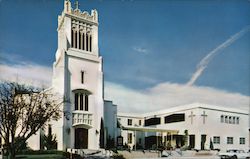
[220,115,224,123]
[236,117,239,124]
[227,137,233,144]
[81,71,84,84]
[82,33,85,50]
[90,35,92,52]
[75,31,78,48]
[80,94,84,110]
[239,137,245,144]
[86,34,89,51]
[225,116,228,123]
[128,119,132,126]
[71,29,74,48]
[85,95,88,111]
[75,93,79,110]
[74,92,89,111]
[213,136,220,144]
[79,32,82,50]
[128,133,132,144]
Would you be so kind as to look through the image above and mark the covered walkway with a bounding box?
[121,126,179,150]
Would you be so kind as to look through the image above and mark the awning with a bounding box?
[121,126,179,133]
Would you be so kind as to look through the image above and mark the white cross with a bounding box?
[75,1,80,10]
[201,111,207,124]
[188,111,195,124]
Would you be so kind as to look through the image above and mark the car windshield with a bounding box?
[226,150,245,153]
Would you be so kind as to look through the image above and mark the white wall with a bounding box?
[118,105,249,152]
[104,101,117,147]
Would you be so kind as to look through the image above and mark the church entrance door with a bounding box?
[75,128,88,149]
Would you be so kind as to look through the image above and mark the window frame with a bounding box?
[213,136,220,144]
[73,90,91,111]
[128,133,133,144]
[227,137,233,144]
[239,137,245,145]
[81,71,85,84]
[220,115,224,123]
[128,119,132,126]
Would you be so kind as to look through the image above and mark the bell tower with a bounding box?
[52,0,104,151]
[57,0,99,55]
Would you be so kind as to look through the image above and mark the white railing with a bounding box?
[72,111,93,127]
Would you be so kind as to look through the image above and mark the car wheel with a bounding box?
[220,155,228,159]
[231,155,237,159]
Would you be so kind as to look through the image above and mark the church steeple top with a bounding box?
[57,0,99,56]
[62,0,98,24]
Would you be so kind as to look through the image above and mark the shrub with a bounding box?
[112,154,125,159]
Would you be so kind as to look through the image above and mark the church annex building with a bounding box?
[20,0,249,153]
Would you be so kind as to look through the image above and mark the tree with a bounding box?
[183,130,188,146]
[0,82,61,159]
[209,138,214,150]
[42,124,57,150]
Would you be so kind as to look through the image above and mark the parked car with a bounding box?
[219,149,250,159]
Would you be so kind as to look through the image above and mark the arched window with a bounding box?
[71,29,74,48]
[82,32,85,50]
[73,89,91,111]
[86,34,89,51]
[75,92,78,110]
[232,117,235,124]
[80,94,83,110]
[75,31,78,48]
[225,116,228,123]
[90,35,92,52]
[229,116,232,124]
[220,115,224,123]
[85,95,88,111]
[79,31,82,50]
[236,117,239,124]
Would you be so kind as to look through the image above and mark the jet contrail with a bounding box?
[186,25,250,86]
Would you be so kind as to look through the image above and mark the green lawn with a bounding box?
[16,154,65,159]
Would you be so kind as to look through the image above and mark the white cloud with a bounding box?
[186,25,250,86]
[1,53,249,114]
[0,63,52,88]
[104,82,249,113]
[133,47,148,54]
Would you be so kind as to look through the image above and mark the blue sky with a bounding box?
[0,0,249,112]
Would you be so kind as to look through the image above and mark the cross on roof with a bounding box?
[201,111,208,124]
[188,111,195,124]
[75,0,80,10]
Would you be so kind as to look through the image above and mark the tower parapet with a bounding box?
[57,0,99,57]
[62,0,98,25]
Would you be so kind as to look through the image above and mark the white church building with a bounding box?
[19,0,249,153]
[117,103,249,152]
